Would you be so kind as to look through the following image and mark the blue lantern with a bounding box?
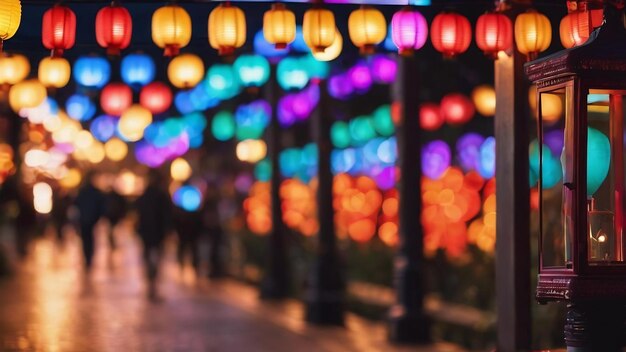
[90,115,117,142]
[121,53,156,87]
[206,64,241,100]
[254,159,272,182]
[253,30,289,60]
[173,185,203,212]
[277,57,309,90]
[66,94,96,121]
[233,54,270,87]
[175,91,195,115]
[301,55,329,80]
[73,56,111,89]
[291,26,309,53]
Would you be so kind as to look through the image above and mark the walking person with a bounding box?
[75,171,106,274]
[135,170,172,301]
[203,186,224,278]
[173,204,203,277]
[104,188,127,267]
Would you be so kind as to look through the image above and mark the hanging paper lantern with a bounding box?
[441,93,475,125]
[422,140,451,180]
[303,6,336,54]
[430,12,471,58]
[236,139,267,163]
[90,114,117,142]
[233,54,270,87]
[9,79,46,112]
[95,3,132,55]
[208,2,246,56]
[100,82,133,116]
[66,94,96,121]
[0,53,29,85]
[277,57,309,90]
[370,54,397,84]
[348,6,387,55]
[118,104,152,142]
[348,61,372,92]
[211,110,236,141]
[312,28,342,62]
[587,127,611,196]
[171,157,192,182]
[152,4,192,56]
[559,10,602,49]
[0,0,21,50]
[472,85,496,116]
[73,56,111,88]
[419,103,444,131]
[301,54,329,80]
[38,57,70,88]
[140,82,172,115]
[475,12,513,58]
[514,10,552,60]
[42,4,76,57]
[121,53,155,87]
[167,53,204,89]
[263,3,296,49]
[391,8,428,56]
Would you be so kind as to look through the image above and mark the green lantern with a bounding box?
[331,121,351,149]
[587,126,610,196]
[211,111,236,141]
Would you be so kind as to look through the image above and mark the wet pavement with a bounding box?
[0,222,463,352]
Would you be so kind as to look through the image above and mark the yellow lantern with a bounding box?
[167,53,204,89]
[0,0,21,49]
[118,104,152,142]
[104,138,128,161]
[0,53,29,85]
[9,79,46,112]
[471,85,496,116]
[59,168,82,189]
[74,130,94,150]
[152,4,192,56]
[86,142,105,164]
[514,10,552,60]
[38,56,70,88]
[33,182,52,214]
[236,139,267,163]
[263,3,296,49]
[208,2,246,56]
[312,28,342,62]
[303,6,336,54]
[528,85,563,123]
[170,157,192,181]
[348,6,387,55]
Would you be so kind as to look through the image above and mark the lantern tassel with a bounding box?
[164,45,180,57]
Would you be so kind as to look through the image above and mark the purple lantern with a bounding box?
[422,140,451,180]
[456,133,485,172]
[375,166,396,190]
[370,55,397,84]
[391,8,428,55]
[544,129,564,157]
[349,62,373,92]
[328,74,354,100]
[278,95,297,127]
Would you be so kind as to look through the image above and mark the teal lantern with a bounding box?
[301,54,329,80]
[277,57,309,90]
[206,64,242,100]
[331,121,351,149]
[254,159,272,181]
[372,105,395,137]
[586,127,610,196]
[349,116,377,146]
[233,54,270,87]
[211,111,236,141]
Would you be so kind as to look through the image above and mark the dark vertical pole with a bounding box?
[260,65,290,299]
[305,80,345,325]
[495,5,531,351]
[388,54,429,343]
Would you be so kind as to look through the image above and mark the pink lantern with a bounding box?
[391,8,428,56]
[441,93,475,125]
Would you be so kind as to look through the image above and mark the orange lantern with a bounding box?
[263,3,296,49]
[559,9,603,49]
[95,3,132,55]
[475,12,513,58]
[303,6,336,54]
[514,9,552,60]
[430,12,472,58]
[208,2,246,56]
[348,5,387,55]
[42,4,76,57]
[100,82,133,116]
[152,4,192,57]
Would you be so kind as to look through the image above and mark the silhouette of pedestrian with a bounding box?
[203,186,224,278]
[74,171,106,273]
[105,188,127,264]
[135,170,172,301]
[173,202,203,276]
[51,188,72,245]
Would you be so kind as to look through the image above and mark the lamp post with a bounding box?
[305,79,345,325]
[387,53,429,343]
[260,64,290,299]
[526,3,626,350]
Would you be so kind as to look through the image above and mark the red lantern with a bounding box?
[420,103,444,131]
[140,82,173,114]
[440,93,475,125]
[42,5,76,57]
[101,83,133,116]
[475,12,513,58]
[95,3,132,55]
[430,12,471,58]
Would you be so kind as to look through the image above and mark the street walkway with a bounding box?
[0,222,464,352]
